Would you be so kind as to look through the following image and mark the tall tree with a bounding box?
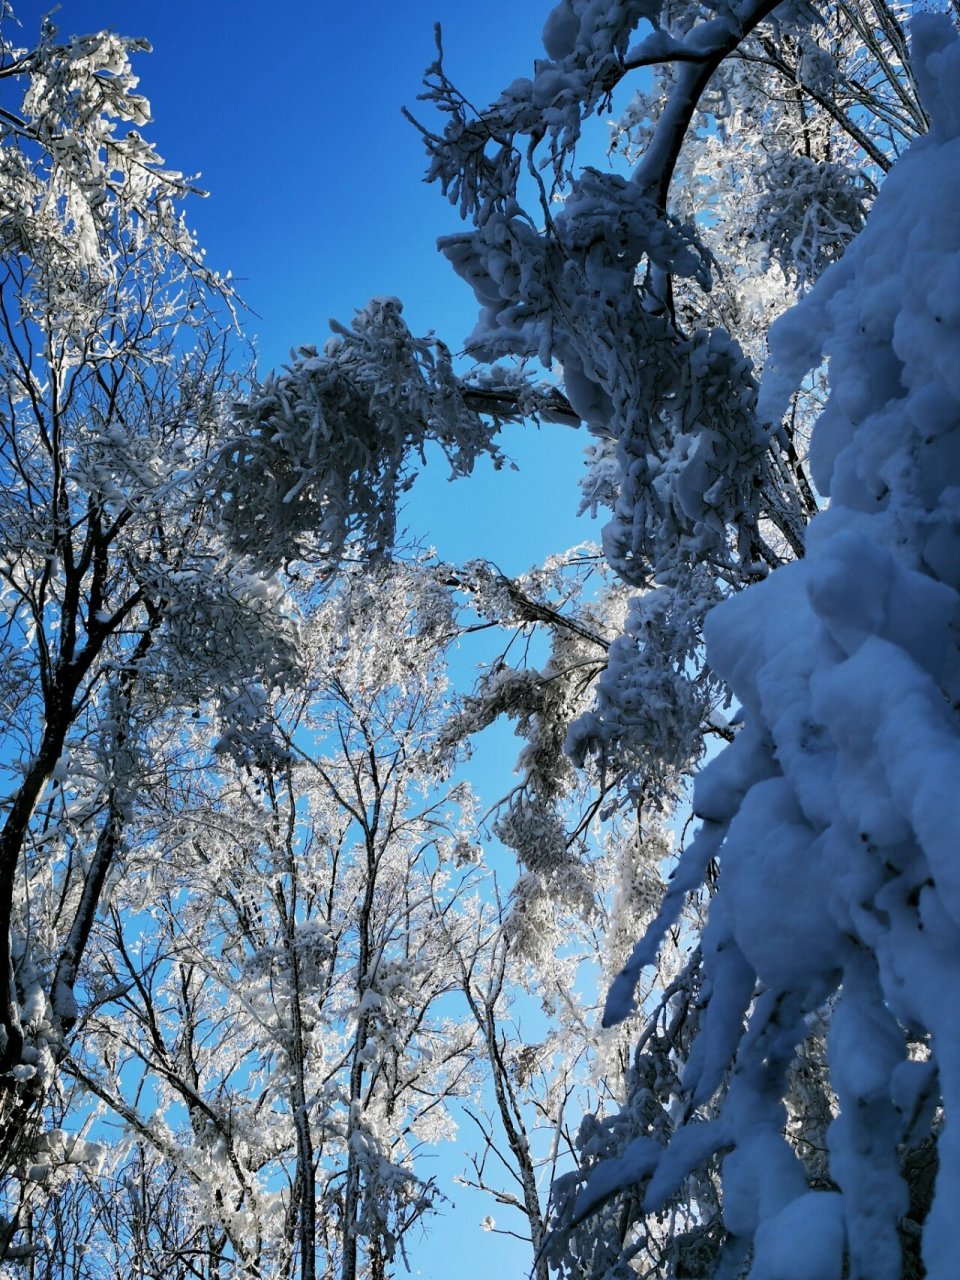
[0,18,304,1243]
[66,561,484,1280]
[0,10,531,1258]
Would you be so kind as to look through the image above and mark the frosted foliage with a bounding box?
[567,576,723,804]
[0,6,308,1199]
[414,0,862,814]
[414,1,660,221]
[436,173,766,798]
[577,436,621,517]
[438,555,624,941]
[612,20,878,300]
[438,195,765,589]
[72,564,480,1277]
[602,820,672,980]
[420,16,770,592]
[0,16,220,345]
[487,624,601,952]
[754,153,868,289]
[220,298,504,569]
[599,17,960,1280]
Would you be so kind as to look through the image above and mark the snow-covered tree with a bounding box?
[410,0,931,815]
[435,810,675,1280]
[562,12,960,1280]
[0,17,309,1247]
[397,549,694,1277]
[0,10,549,1258]
[406,1,954,1276]
[22,1144,227,1280]
[62,561,485,1280]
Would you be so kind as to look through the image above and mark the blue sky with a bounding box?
[26,1,604,1274]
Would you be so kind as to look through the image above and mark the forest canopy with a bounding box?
[0,3,958,1279]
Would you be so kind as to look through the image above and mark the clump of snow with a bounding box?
[600,15,960,1278]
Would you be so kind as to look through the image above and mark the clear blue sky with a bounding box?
[28,1,603,1274]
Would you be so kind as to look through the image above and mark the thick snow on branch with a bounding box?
[599,14,960,1279]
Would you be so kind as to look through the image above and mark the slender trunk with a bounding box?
[51,626,152,1031]
[370,1235,387,1280]
[50,790,123,1027]
[0,691,77,1182]
[341,824,378,1280]
[0,605,127,1072]
[340,1028,368,1280]
[0,714,72,1072]
[483,1004,548,1280]
[289,947,317,1280]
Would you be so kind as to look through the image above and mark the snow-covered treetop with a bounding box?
[0,10,221,307]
